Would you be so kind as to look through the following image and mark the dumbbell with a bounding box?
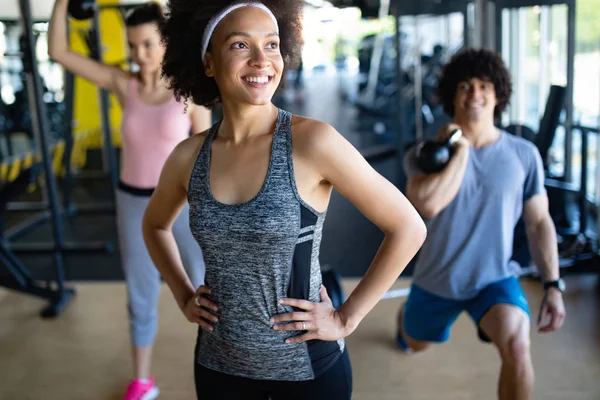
[415,129,462,173]
[68,0,96,20]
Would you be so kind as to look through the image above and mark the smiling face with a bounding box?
[204,6,283,106]
[127,23,165,75]
[453,77,497,123]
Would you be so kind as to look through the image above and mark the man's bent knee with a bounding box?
[499,334,531,366]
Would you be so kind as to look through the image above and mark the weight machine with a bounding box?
[5,2,119,212]
[494,0,599,275]
[0,0,76,318]
[2,0,130,255]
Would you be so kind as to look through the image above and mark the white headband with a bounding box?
[201,3,279,61]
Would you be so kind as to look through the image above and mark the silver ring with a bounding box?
[194,295,201,306]
[302,321,306,331]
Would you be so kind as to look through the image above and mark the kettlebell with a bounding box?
[415,129,462,173]
[68,0,96,21]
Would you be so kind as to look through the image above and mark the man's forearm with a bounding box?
[526,216,560,282]
[408,145,469,217]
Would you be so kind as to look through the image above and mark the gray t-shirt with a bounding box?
[404,132,546,300]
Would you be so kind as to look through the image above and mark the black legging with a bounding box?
[194,349,353,400]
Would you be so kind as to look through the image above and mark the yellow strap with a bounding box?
[0,163,8,182]
[7,159,21,182]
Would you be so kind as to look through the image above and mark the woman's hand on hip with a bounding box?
[184,285,219,331]
[271,286,350,344]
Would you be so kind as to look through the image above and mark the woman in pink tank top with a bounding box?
[120,77,194,189]
[49,2,211,399]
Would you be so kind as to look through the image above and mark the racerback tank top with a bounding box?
[188,109,344,381]
[120,78,191,189]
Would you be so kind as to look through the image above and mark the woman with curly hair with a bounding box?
[49,2,211,399]
[142,1,426,398]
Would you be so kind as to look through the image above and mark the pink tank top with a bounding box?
[120,78,191,188]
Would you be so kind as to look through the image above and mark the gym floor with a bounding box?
[1,275,599,399]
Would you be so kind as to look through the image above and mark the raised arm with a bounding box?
[48,0,125,91]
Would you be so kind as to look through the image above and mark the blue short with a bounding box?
[403,276,530,343]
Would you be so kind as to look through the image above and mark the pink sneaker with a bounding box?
[123,377,160,400]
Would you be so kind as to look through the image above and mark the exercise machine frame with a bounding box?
[0,0,77,317]
[3,10,116,254]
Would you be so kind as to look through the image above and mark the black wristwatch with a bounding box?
[543,278,565,293]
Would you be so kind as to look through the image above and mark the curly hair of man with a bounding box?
[437,47,512,119]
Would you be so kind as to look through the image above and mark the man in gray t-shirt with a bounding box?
[396,48,566,400]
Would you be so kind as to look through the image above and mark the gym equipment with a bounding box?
[495,0,576,181]
[507,84,598,274]
[0,164,76,317]
[504,124,536,142]
[350,1,469,183]
[415,129,462,173]
[4,5,117,208]
[59,68,115,216]
[537,85,567,173]
[0,0,77,318]
[43,1,120,189]
[321,265,345,310]
[68,0,148,22]
[0,143,64,184]
[530,86,572,233]
[553,124,599,273]
[1,27,113,254]
[68,0,95,21]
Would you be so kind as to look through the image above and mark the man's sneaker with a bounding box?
[395,331,413,353]
[395,307,413,354]
[123,377,160,400]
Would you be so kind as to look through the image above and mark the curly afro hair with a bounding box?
[159,0,304,109]
[437,47,512,119]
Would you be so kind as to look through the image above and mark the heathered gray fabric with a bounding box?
[188,109,339,381]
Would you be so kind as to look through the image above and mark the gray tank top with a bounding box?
[188,109,344,381]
